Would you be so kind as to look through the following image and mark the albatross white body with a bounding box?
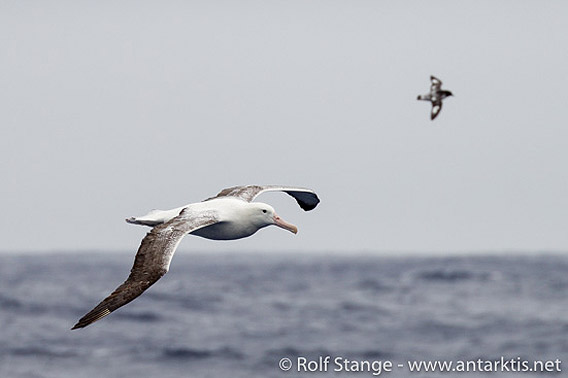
[128,197,298,240]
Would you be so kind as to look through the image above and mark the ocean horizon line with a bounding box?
[1,248,566,258]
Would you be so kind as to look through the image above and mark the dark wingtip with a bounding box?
[283,190,321,211]
[71,319,89,330]
[299,203,317,211]
[71,307,112,330]
[298,194,321,211]
[71,318,89,330]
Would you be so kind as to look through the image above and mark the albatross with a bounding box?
[72,185,320,329]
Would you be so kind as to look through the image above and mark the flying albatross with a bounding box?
[72,185,320,329]
[417,75,454,120]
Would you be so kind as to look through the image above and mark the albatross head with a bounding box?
[249,203,298,234]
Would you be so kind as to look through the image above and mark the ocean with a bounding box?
[0,252,566,378]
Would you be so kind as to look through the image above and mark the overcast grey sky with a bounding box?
[1,1,567,254]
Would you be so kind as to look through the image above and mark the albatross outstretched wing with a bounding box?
[72,209,219,329]
[205,185,320,211]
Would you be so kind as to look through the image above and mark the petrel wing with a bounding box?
[431,101,443,120]
[430,75,442,91]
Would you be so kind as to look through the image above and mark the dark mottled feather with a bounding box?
[430,75,442,91]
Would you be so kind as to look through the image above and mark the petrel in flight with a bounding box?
[417,75,453,120]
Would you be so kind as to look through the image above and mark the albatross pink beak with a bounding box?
[273,214,298,234]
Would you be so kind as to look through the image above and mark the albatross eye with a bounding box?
[262,209,267,213]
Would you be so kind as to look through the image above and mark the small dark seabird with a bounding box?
[417,75,453,120]
[71,185,320,329]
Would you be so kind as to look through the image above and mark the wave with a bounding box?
[0,293,23,310]
[161,346,244,360]
[352,349,391,359]
[112,311,162,323]
[0,293,51,315]
[8,346,80,358]
[415,269,491,283]
[356,278,391,292]
[263,347,333,362]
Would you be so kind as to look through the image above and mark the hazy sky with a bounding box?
[2,1,568,254]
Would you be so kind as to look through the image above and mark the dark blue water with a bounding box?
[0,253,566,377]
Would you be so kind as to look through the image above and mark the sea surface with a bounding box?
[0,252,566,378]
